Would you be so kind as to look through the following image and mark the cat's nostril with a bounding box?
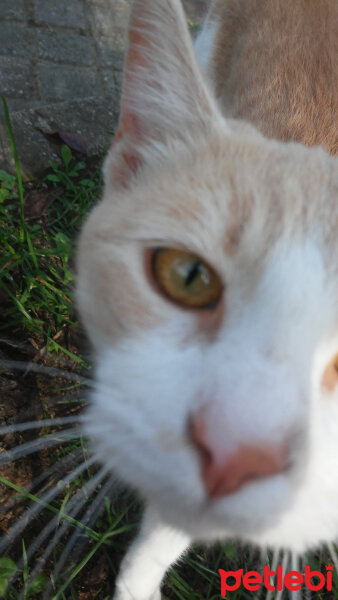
[189,416,289,498]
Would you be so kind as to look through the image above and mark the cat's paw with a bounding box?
[113,585,161,600]
[113,593,161,600]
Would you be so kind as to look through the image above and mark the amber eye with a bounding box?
[152,248,223,309]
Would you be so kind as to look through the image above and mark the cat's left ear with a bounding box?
[105,0,222,188]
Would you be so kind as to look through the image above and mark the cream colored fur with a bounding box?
[76,1,338,598]
[208,0,338,155]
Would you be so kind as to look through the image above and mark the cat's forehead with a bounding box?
[100,126,325,262]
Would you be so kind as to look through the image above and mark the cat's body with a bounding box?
[197,0,338,155]
[76,1,338,598]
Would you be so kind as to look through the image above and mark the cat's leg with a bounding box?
[113,504,191,600]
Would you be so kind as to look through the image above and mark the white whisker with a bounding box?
[265,548,280,600]
[0,390,86,423]
[0,359,93,387]
[27,448,84,495]
[246,543,258,566]
[3,449,84,515]
[327,541,338,573]
[1,359,125,402]
[0,456,97,555]
[24,466,110,573]
[289,552,301,600]
[275,550,289,600]
[0,428,82,465]
[0,416,84,435]
[49,476,117,595]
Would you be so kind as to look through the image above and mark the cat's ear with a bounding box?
[105,0,221,188]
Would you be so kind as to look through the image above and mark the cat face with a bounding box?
[76,0,338,552]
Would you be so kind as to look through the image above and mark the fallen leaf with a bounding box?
[42,129,88,155]
[24,186,64,219]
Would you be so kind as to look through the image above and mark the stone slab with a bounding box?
[0,0,25,21]
[90,5,129,37]
[0,56,36,101]
[33,0,86,29]
[39,63,102,101]
[37,29,95,66]
[1,98,119,181]
[0,22,29,56]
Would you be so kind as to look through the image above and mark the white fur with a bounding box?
[114,506,189,600]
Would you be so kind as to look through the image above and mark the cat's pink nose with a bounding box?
[189,417,289,498]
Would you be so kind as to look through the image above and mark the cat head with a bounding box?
[76,0,338,551]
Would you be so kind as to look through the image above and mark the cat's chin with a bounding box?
[146,457,336,553]
[147,470,294,539]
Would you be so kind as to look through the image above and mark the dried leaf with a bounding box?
[42,129,88,155]
[24,186,64,219]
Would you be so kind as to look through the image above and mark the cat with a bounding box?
[75,0,338,598]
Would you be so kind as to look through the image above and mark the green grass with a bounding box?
[1,96,338,600]
[0,97,100,363]
[0,476,139,599]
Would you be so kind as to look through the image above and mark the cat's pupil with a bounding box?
[184,261,202,287]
